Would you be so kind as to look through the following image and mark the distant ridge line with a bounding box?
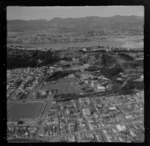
[8,15,144,21]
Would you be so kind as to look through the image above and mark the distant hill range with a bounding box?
[7,15,144,34]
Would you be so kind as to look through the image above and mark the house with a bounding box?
[97,84,105,92]
[116,125,126,131]
[81,73,90,80]
[68,74,75,78]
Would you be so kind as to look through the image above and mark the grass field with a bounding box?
[41,77,83,95]
[56,78,79,83]
[7,101,46,120]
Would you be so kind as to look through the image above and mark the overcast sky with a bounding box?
[7,6,144,20]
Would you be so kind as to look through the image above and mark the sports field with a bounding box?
[56,77,79,83]
[41,77,83,95]
[7,101,46,120]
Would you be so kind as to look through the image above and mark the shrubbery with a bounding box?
[118,53,134,61]
[45,70,75,82]
[7,49,60,69]
[101,53,116,67]
[101,64,123,79]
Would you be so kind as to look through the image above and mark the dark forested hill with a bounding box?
[7,48,60,69]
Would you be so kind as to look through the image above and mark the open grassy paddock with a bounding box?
[41,77,84,95]
[7,101,46,120]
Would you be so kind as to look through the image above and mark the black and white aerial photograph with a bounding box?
[7,6,144,143]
